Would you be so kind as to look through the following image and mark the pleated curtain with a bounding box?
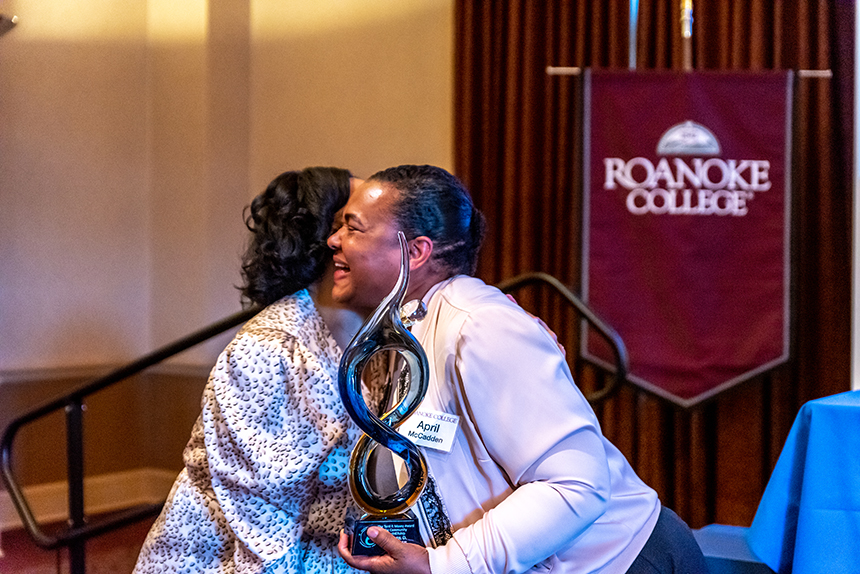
[453,0,853,526]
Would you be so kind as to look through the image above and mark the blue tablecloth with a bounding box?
[747,390,860,573]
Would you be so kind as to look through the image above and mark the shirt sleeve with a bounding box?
[201,326,352,562]
[429,301,612,574]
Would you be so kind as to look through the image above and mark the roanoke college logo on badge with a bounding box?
[603,121,772,217]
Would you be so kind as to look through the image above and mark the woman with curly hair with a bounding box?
[134,167,365,574]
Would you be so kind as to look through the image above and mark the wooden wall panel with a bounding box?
[0,371,205,488]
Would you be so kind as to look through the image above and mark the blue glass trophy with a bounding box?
[337,232,429,556]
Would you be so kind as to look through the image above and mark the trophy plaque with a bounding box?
[337,231,430,556]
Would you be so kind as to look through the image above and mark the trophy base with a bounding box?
[348,513,423,556]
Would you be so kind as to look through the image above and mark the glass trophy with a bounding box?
[337,231,430,556]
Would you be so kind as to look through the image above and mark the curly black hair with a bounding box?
[369,164,486,275]
[239,167,351,307]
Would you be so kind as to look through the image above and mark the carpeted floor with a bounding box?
[0,517,155,574]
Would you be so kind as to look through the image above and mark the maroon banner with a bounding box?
[582,71,792,407]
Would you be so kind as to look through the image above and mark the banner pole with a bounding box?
[629,0,638,70]
[854,0,860,390]
[681,0,693,71]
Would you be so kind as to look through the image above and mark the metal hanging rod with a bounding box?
[797,69,833,79]
[546,66,582,76]
[546,66,832,78]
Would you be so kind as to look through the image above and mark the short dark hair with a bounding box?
[368,165,486,276]
[239,167,351,307]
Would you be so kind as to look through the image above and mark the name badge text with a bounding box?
[398,409,459,452]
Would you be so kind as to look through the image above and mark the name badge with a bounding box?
[398,409,460,452]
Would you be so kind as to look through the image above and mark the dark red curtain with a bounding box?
[454,0,852,527]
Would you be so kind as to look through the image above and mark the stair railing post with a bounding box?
[66,398,87,574]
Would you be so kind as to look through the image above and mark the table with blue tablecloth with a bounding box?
[746,390,860,573]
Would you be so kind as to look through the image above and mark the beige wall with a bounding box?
[0,0,452,505]
[0,0,453,378]
[0,1,152,373]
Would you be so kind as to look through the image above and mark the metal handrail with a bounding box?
[495,271,628,404]
[0,306,260,567]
